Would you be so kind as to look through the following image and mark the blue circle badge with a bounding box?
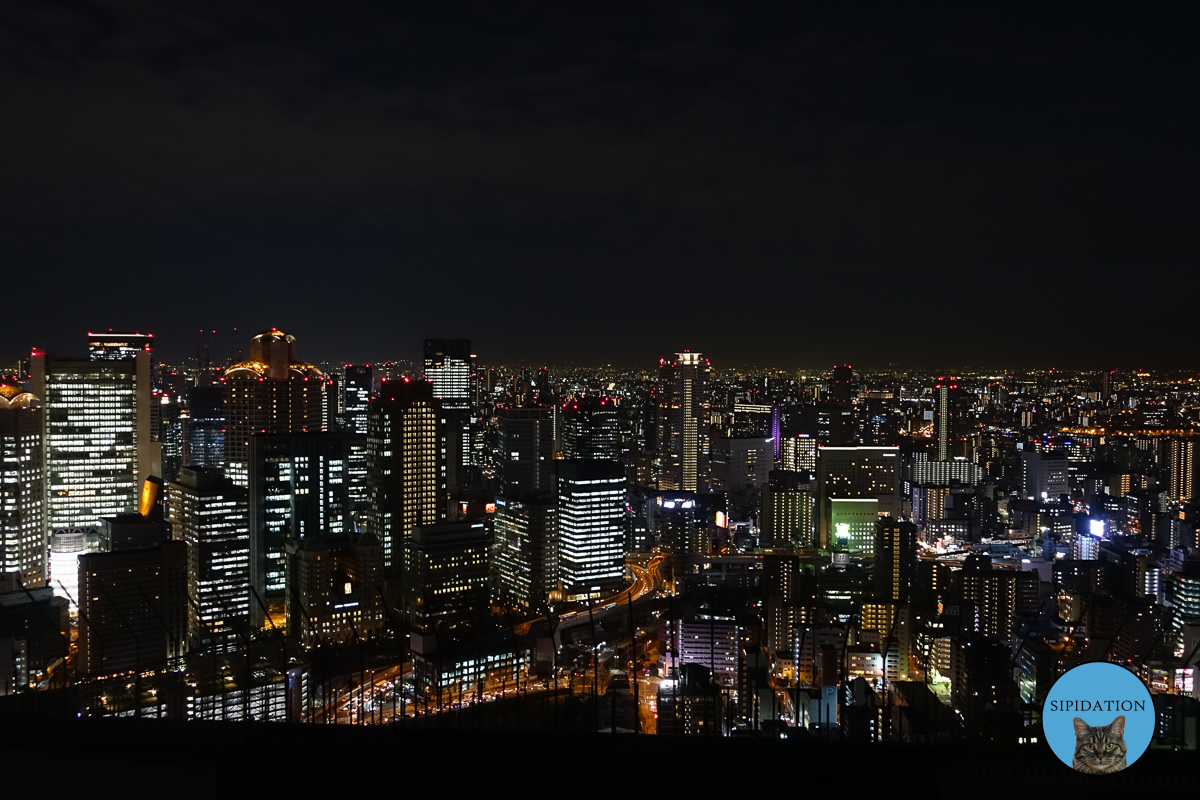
[1043,661,1155,774]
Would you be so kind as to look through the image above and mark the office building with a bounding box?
[33,348,159,547]
[817,446,900,549]
[0,385,44,586]
[829,498,880,553]
[222,328,324,487]
[557,460,627,601]
[249,432,348,606]
[561,398,620,461]
[168,467,250,652]
[650,491,711,592]
[661,613,739,685]
[342,365,373,515]
[873,517,918,602]
[424,339,472,494]
[780,433,818,473]
[87,332,153,362]
[1019,450,1069,501]
[76,539,187,678]
[365,378,447,577]
[760,470,817,549]
[710,435,774,510]
[493,492,557,612]
[285,532,385,647]
[657,352,711,492]
[496,406,555,494]
[405,519,490,630]
[184,383,225,470]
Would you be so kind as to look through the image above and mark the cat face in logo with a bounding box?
[1072,715,1127,774]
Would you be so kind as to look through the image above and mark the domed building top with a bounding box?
[0,384,37,408]
[224,328,322,380]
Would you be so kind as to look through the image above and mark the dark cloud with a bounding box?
[0,3,1195,368]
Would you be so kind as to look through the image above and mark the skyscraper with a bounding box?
[561,398,620,461]
[32,346,159,560]
[423,339,472,495]
[493,492,557,612]
[934,382,949,461]
[657,352,711,493]
[1168,438,1196,503]
[404,520,490,630]
[184,383,225,470]
[873,516,917,603]
[557,460,627,601]
[365,378,447,579]
[0,385,44,586]
[249,432,349,609]
[222,328,324,487]
[496,406,555,494]
[76,538,187,678]
[168,466,250,652]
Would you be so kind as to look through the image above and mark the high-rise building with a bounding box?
[404,519,490,630]
[873,517,917,603]
[1168,438,1196,503]
[87,332,153,362]
[493,492,557,613]
[32,347,159,559]
[423,339,472,494]
[561,398,620,461]
[657,352,711,492]
[184,384,225,470]
[341,365,373,523]
[1019,450,1069,501]
[285,533,385,647]
[365,378,447,579]
[249,432,349,609]
[168,466,250,652]
[709,435,774,511]
[817,446,900,549]
[760,470,817,549]
[829,364,855,404]
[780,433,818,473]
[222,328,324,487]
[76,538,187,678]
[0,385,44,586]
[934,381,953,461]
[496,406,555,494]
[557,460,627,601]
[342,365,374,434]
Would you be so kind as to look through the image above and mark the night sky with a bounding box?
[0,4,1195,369]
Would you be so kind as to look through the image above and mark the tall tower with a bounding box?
[222,328,324,487]
[365,378,447,580]
[0,385,44,586]
[249,432,349,610]
[1168,438,1196,503]
[32,345,159,566]
[934,380,953,461]
[657,352,711,492]
[873,516,917,602]
[168,466,250,652]
[423,339,472,496]
[556,460,627,601]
